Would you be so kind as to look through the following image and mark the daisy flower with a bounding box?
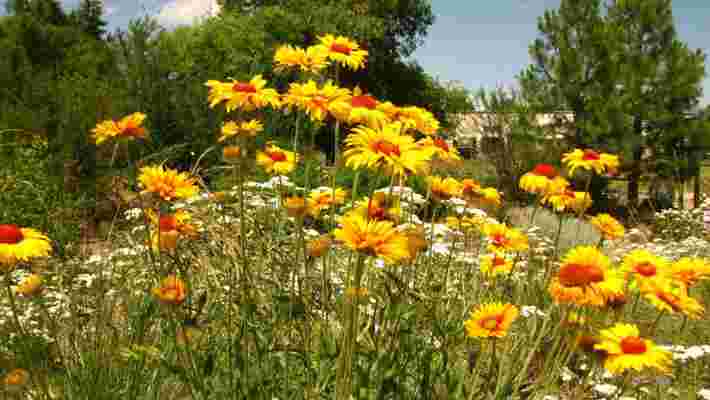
[464,303,519,338]
[333,213,409,265]
[91,112,148,145]
[314,34,368,71]
[256,144,298,175]
[594,323,672,375]
[205,74,281,112]
[0,224,52,269]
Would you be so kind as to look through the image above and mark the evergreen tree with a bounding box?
[75,0,107,39]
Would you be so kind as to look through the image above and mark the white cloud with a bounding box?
[156,0,220,26]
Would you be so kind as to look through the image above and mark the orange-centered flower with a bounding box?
[549,246,624,307]
[464,303,520,338]
[594,323,672,375]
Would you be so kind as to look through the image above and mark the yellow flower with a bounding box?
[477,187,503,208]
[333,213,409,265]
[283,80,350,122]
[152,275,187,306]
[544,188,592,214]
[670,257,710,288]
[594,323,672,375]
[91,112,148,145]
[427,176,462,201]
[307,187,348,217]
[481,222,528,252]
[146,210,199,252]
[590,213,625,240]
[417,136,461,162]
[562,148,620,176]
[479,253,514,277]
[2,368,30,391]
[395,105,440,136]
[403,225,428,261]
[314,34,368,71]
[464,303,519,338]
[352,192,402,223]
[0,224,52,269]
[273,44,329,74]
[284,196,309,218]
[343,122,433,177]
[14,273,43,296]
[222,145,242,163]
[218,119,263,142]
[205,74,281,112]
[519,163,559,195]
[642,279,704,320]
[620,249,670,290]
[306,235,332,258]
[138,165,199,202]
[256,144,298,175]
[461,179,482,199]
[345,287,369,298]
[548,246,625,307]
[329,87,389,128]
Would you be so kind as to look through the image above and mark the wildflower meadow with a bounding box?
[2,33,710,400]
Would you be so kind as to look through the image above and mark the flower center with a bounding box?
[480,316,500,330]
[434,137,449,152]
[634,262,657,277]
[268,150,288,162]
[533,163,557,178]
[0,224,23,244]
[159,215,178,232]
[491,233,509,248]
[351,95,378,109]
[620,336,647,354]
[232,82,257,93]
[371,140,400,157]
[122,123,145,138]
[558,263,605,287]
[330,42,352,55]
[492,256,506,267]
[583,149,601,161]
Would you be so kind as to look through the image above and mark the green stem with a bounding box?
[335,255,365,399]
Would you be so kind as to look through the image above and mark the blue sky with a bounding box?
[4,0,709,105]
[412,1,709,106]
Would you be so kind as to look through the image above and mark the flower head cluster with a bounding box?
[91,112,148,145]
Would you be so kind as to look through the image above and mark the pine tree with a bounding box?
[76,0,107,39]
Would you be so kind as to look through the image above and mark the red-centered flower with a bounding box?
[351,94,378,109]
[232,82,257,93]
[558,263,605,287]
[583,150,601,161]
[370,140,401,157]
[533,163,557,178]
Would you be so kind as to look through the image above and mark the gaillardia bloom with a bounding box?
[147,210,199,252]
[464,303,519,338]
[642,279,704,320]
[333,213,409,265]
[594,323,672,375]
[2,368,30,391]
[548,246,624,307]
[519,163,558,195]
[283,80,350,122]
[427,176,462,201]
[476,187,503,208]
[218,119,263,142]
[205,75,281,112]
[479,253,514,277]
[562,148,620,176]
[329,87,388,128]
[314,34,368,71]
[352,192,402,223]
[138,165,199,202]
[394,105,440,136]
[307,187,348,217]
[256,144,298,175]
[543,188,592,214]
[670,257,710,287]
[620,249,670,290]
[481,222,529,253]
[590,213,625,240]
[0,224,52,269]
[273,44,329,74]
[344,122,433,177]
[91,112,148,145]
[14,273,43,296]
[152,275,187,306]
[284,196,309,219]
[417,136,461,162]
